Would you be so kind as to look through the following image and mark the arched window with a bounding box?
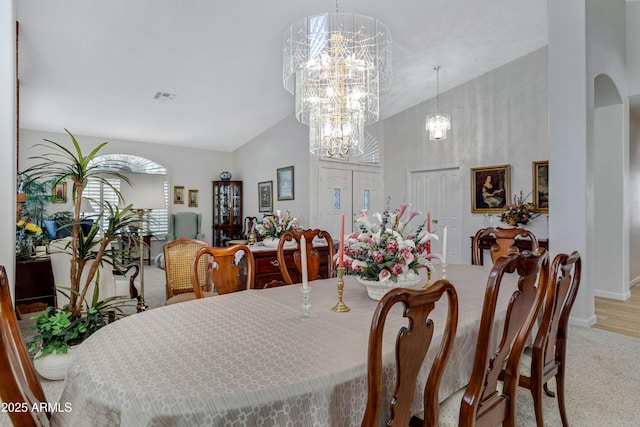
[84,154,169,236]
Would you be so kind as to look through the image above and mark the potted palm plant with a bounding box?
[22,129,141,377]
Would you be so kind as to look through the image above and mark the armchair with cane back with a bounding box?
[163,237,214,305]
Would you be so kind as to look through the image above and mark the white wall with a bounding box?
[381,47,549,263]
[1,0,16,297]
[233,115,310,225]
[630,110,640,285]
[18,129,233,256]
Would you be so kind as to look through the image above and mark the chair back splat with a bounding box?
[460,249,549,427]
[276,229,335,285]
[192,244,255,296]
[0,265,51,426]
[361,281,458,427]
[517,251,581,427]
[472,227,539,265]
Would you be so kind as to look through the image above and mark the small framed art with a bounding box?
[277,166,294,201]
[188,189,198,207]
[258,181,273,213]
[174,186,184,204]
[470,164,510,213]
[52,182,67,203]
[533,160,549,213]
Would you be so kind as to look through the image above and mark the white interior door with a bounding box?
[319,168,352,239]
[319,167,382,239]
[409,168,461,264]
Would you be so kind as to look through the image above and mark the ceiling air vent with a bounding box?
[153,92,176,101]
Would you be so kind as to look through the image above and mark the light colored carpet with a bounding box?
[2,268,640,426]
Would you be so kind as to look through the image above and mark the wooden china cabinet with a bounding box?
[212,180,243,247]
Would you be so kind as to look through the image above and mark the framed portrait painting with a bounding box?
[52,182,67,203]
[174,186,184,204]
[258,181,273,213]
[277,166,294,201]
[533,160,549,213]
[188,189,198,207]
[470,164,511,213]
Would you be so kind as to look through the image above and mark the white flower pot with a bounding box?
[357,276,425,301]
[33,346,77,381]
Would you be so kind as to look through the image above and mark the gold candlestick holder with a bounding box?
[331,267,350,313]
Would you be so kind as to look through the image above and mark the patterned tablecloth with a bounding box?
[52,263,515,427]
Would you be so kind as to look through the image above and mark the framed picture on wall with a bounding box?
[52,182,67,203]
[277,166,294,201]
[258,181,273,213]
[188,189,198,207]
[470,164,511,213]
[174,186,184,204]
[533,160,549,213]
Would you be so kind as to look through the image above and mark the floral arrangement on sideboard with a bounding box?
[500,191,540,226]
[255,210,301,239]
[342,204,438,284]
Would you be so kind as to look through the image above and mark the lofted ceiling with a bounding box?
[16,0,548,152]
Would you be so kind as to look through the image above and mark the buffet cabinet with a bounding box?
[251,245,330,289]
[15,257,56,313]
[212,180,243,247]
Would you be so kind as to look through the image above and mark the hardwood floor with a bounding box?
[594,284,640,338]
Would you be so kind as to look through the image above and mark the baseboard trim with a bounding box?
[593,289,631,301]
[569,314,597,328]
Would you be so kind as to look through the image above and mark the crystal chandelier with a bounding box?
[425,66,450,141]
[283,3,392,158]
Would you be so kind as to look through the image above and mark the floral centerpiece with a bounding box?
[500,191,540,226]
[16,220,44,260]
[255,210,301,239]
[343,204,438,291]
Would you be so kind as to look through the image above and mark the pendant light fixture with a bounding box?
[283,1,392,158]
[425,65,450,141]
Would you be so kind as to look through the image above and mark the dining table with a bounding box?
[51,263,517,427]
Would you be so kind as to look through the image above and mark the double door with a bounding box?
[318,167,383,239]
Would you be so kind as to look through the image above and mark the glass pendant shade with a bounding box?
[426,65,450,141]
[283,12,391,158]
[426,113,451,141]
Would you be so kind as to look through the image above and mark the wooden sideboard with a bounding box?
[250,245,330,289]
[15,257,56,313]
[470,236,549,265]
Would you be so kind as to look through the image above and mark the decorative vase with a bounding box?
[219,171,232,181]
[357,275,424,301]
[33,346,77,381]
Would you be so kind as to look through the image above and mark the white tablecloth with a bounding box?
[52,264,515,427]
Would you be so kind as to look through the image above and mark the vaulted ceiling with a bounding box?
[16,0,548,152]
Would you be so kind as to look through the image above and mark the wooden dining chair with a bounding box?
[276,229,335,285]
[0,265,51,426]
[472,227,540,265]
[362,281,458,427]
[420,249,550,427]
[163,237,214,305]
[191,244,255,296]
[515,251,581,427]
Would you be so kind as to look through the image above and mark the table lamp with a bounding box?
[119,173,166,311]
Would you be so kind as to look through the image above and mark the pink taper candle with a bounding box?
[427,212,431,254]
[339,213,345,268]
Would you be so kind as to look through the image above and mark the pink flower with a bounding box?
[401,248,414,264]
[390,263,403,275]
[386,239,398,254]
[372,250,384,263]
[379,269,391,283]
[397,203,410,218]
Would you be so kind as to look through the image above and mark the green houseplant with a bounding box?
[22,129,140,357]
